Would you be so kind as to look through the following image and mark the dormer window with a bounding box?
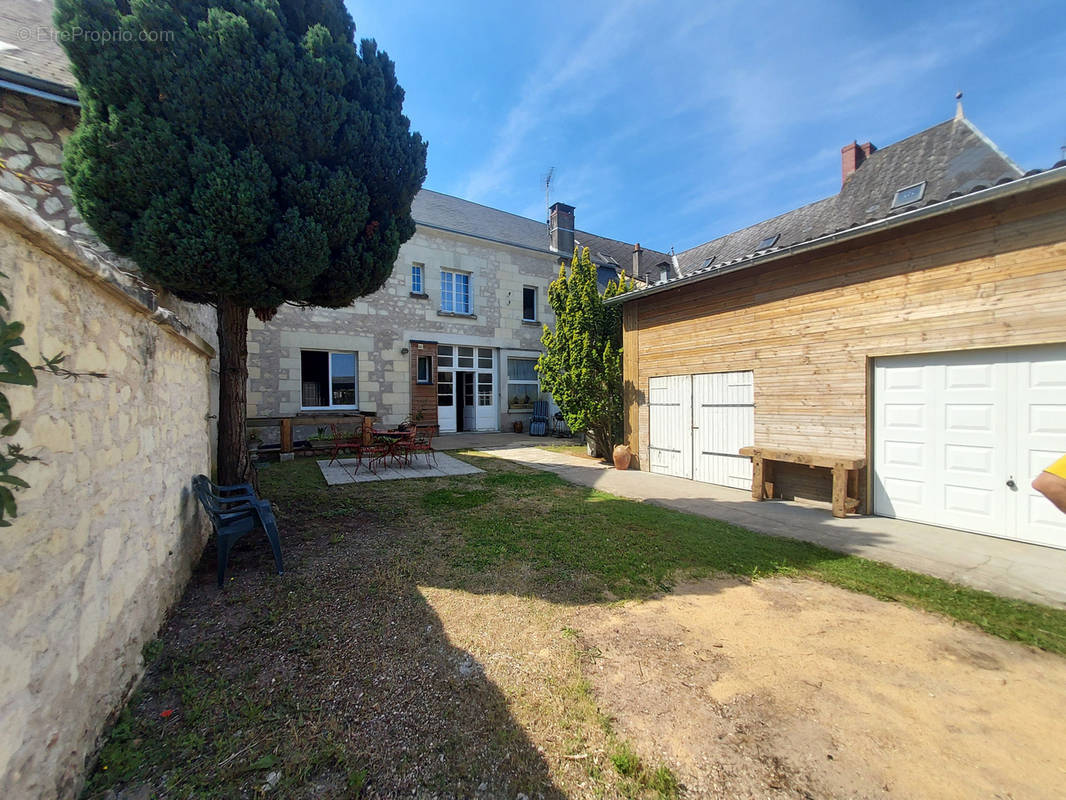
[891,181,926,208]
[658,264,669,284]
[756,234,779,250]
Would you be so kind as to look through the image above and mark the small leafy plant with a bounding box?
[0,272,37,525]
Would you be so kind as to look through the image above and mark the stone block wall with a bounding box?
[0,194,215,799]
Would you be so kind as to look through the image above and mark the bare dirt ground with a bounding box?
[575,576,1066,800]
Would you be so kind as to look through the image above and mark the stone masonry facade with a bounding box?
[249,225,563,433]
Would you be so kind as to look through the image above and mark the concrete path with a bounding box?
[318,452,481,485]
[480,445,1066,609]
[434,431,551,451]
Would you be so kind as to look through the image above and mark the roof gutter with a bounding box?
[606,166,1066,306]
[0,69,79,107]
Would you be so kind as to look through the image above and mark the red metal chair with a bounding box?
[328,423,384,472]
[402,423,438,467]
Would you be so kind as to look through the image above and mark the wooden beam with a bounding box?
[280,418,293,456]
[831,465,847,518]
[739,446,865,471]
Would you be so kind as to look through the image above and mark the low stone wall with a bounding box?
[0,192,215,798]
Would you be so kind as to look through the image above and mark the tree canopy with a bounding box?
[537,248,633,458]
[55,0,427,314]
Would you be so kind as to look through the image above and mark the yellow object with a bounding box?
[1045,455,1066,479]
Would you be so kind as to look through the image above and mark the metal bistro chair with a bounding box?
[192,475,284,587]
[328,423,385,472]
[403,423,439,467]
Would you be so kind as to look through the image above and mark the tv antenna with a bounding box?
[544,167,554,245]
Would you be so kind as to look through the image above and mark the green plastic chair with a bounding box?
[192,475,284,587]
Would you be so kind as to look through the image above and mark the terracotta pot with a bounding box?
[612,444,632,470]
[513,420,524,433]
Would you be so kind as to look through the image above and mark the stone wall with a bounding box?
[0,192,215,799]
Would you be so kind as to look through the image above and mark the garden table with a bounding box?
[369,429,416,470]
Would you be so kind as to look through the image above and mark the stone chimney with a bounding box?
[840,140,876,185]
[549,202,575,255]
[632,242,642,276]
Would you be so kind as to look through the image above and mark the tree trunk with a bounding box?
[216,296,257,490]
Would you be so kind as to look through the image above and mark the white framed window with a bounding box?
[301,350,357,409]
[507,357,540,411]
[437,371,453,407]
[411,263,424,294]
[441,269,472,314]
[522,286,537,322]
[417,355,433,384]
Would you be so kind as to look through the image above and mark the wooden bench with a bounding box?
[739,447,866,518]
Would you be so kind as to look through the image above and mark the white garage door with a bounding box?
[648,375,692,479]
[693,372,754,489]
[649,372,754,489]
[874,345,1066,549]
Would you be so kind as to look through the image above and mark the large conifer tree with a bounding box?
[55,0,427,484]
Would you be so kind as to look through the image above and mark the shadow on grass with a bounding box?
[82,495,570,799]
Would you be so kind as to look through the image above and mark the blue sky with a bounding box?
[347,0,1066,254]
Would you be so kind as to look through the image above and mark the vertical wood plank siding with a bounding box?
[623,184,1066,500]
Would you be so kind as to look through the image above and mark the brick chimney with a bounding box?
[841,140,876,185]
[549,202,575,255]
[632,242,642,276]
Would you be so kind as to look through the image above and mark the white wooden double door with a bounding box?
[648,372,754,489]
[874,344,1066,549]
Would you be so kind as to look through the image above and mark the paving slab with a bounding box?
[483,446,1066,609]
[318,452,482,485]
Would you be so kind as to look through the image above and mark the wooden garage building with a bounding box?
[612,115,1066,549]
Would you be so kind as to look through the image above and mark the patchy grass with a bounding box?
[262,454,1066,651]
[312,452,1066,654]
[84,453,1066,799]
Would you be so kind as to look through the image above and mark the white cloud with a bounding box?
[459,0,646,203]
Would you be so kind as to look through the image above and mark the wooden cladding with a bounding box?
[409,341,439,427]
[623,183,1066,500]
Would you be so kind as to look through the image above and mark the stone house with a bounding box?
[248,195,670,434]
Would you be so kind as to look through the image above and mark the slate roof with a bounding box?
[0,0,76,96]
[574,230,673,281]
[411,190,554,252]
[676,117,1024,276]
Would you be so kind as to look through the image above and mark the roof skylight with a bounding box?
[756,234,779,250]
[891,181,926,208]
[701,257,715,269]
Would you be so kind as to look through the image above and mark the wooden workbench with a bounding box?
[739,446,866,518]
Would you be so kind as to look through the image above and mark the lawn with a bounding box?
[82,453,1066,799]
